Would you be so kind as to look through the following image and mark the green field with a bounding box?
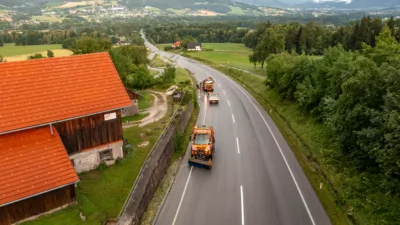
[0,43,63,57]
[228,6,245,15]
[175,68,191,84]
[139,92,154,110]
[32,15,64,22]
[121,112,150,123]
[149,54,168,67]
[186,43,265,74]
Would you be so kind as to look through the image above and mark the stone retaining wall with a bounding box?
[117,100,194,225]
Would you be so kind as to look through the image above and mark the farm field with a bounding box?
[1,44,64,57]
[31,15,64,22]
[157,42,263,73]
[5,50,73,62]
[0,44,72,61]
[186,43,265,74]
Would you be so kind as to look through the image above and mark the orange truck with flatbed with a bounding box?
[202,77,215,92]
[188,125,215,169]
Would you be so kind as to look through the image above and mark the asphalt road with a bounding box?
[142,32,331,225]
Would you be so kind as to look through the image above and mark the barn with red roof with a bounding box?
[0,52,132,224]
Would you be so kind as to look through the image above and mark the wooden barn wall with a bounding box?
[126,90,138,100]
[0,185,75,225]
[55,110,123,155]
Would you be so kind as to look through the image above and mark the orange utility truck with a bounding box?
[202,77,215,92]
[188,125,215,169]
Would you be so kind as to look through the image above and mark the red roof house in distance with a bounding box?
[172,41,182,48]
[0,52,132,224]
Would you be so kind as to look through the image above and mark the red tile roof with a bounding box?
[0,52,131,134]
[0,126,79,206]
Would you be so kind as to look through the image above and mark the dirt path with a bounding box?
[122,91,168,129]
[138,91,168,127]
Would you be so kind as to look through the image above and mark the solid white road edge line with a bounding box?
[222,73,317,225]
[232,114,236,124]
[228,100,231,107]
[241,185,244,225]
[223,90,226,95]
[172,166,193,225]
[236,137,240,154]
[218,84,221,87]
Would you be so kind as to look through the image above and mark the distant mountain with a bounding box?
[235,0,290,8]
[295,0,400,9]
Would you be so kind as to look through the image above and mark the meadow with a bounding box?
[187,43,265,75]
[1,44,72,61]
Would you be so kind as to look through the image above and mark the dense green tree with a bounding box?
[69,37,112,55]
[27,53,45,60]
[161,65,176,83]
[129,66,154,90]
[47,50,54,58]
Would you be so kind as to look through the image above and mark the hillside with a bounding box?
[123,0,291,9]
[295,0,400,9]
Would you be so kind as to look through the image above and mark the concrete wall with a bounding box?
[117,101,195,225]
[70,140,123,174]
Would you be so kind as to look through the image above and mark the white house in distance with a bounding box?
[187,42,202,51]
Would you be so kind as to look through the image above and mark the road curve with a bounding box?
[142,32,331,225]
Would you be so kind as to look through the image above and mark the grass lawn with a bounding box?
[149,54,168,67]
[0,43,64,57]
[175,68,191,84]
[22,114,171,225]
[212,66,350,225]
[139,92,154,110]
[121,112,150,123]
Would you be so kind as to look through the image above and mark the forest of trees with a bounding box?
[241,17,399,224]
[245,16,400,68]
[144,22,249,44]
[263,25,400,224]
[0,20,144,46]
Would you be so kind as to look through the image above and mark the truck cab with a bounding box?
[189,125,215,169]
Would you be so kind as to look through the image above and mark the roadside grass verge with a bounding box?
[149,54,168,67]
[139,92,154,110]
[175,68,191,84]
[0,43,64,57]
[212,66,349,225]
[122,112,150,123]
[22,113,172,225]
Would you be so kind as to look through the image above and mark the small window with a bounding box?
[99,149,113,161]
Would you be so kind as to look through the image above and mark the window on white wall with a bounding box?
[99,149,113,161]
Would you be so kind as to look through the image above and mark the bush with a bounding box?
[164,46,173,51]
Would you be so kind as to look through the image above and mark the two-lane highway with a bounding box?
[142,32,331,225]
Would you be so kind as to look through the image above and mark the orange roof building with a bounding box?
[0,52,131,134]
[0,52,132,224]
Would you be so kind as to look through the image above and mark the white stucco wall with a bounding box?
[69,140,123,174]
